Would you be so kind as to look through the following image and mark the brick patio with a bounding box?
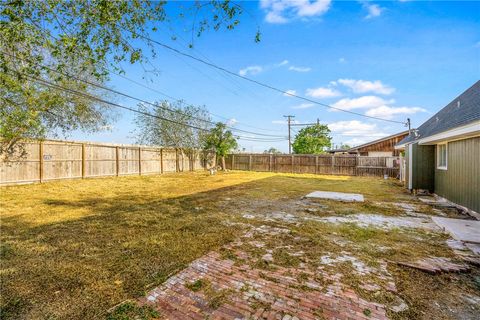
[138,225,390,320]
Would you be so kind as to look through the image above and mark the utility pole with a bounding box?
[317,118,320,125]
[284,115,295,154]
[406,118,411,134]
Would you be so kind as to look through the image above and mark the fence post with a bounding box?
[138,147,141,175]
[248,155,252,171]
[116,146,120,176]
[39,141,44,183]
[160,148,163,174]
[175,149,179,172]
[331,155,335,175]
[231,154,235,170]
[81,143,86,178]
[315,155,319,175]
[269,155,273,172]
[354,156,358,176]
[273,155,276,172]
[291,155,294,173]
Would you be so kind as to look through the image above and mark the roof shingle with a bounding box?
[398,81,480,145]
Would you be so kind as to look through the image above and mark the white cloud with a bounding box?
[328,120,378,136]
[283,89,297,96]
[365,106,426,119]
[288,66,312,72]
[337,79,395,95]
[277,59,289,66]
[292,103,315,109]
[239,65,263,76]
[328,120,389,146]
[265,10,289,23]
[331,96,394,110]
[260,0,331,24]
[226,118,238,126]
[306,87,342,98]
[361,2,383,19]
[338,57,346,63]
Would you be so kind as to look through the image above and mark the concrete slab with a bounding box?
[465,243,480,255]
[305,191,364,202]
[432,217,480,243]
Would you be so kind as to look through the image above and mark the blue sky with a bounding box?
[70,0,480,152]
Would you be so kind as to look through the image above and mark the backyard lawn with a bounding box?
[1,171,479,319]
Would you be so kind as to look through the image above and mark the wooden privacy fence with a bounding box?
[0,140,212,186]
[225,154,400,178]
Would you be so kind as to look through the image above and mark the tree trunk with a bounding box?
[221,156,226,171]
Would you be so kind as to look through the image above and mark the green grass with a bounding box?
[0,171,473,319]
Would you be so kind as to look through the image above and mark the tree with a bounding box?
[292,124,332,154]
[133,100,211,171]
[0,1,257,156]
[338,143,351,150]
[204,122,237,170]
[263,147,282,154]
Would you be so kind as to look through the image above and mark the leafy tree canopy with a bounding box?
[338,143,351,150]
[0,0,257,156]
[263,147,282,154]
[204,122,237,169]
[292,124,332,154]
[133,100,210,150]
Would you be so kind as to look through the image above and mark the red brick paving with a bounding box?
[138,249,389,320]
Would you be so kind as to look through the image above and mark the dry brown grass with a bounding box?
[1,171,476,319]
[1,171,356,319]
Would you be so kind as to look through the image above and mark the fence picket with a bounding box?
[224,153,399,178]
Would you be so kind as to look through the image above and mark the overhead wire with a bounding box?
[4,51,286,138]
[128,30,407,125]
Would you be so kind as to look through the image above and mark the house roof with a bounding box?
[397,80,480,146]
[348,130,409,151]
[326,148,350,153]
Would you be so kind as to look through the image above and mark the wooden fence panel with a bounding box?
[140,149,161,175]
[275,155,293,173]
[118,147,139,175]
[251,155,270,172]
[42,142,82,181]
[231,155,249,171]
[225,153,399,178]
[293,155,316,174]
[317,156,333,174]
[0,140,211,186]
[162,148,177,173]
[0,143,41,184]
[85,144,116,177]
[333,156,357,176]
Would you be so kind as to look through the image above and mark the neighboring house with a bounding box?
[325,148,352,155]
[347,131,409,156]
[395,81,480,214]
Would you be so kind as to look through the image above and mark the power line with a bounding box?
[112,72,284,133]
[128,30,407,125]
[4,51,285,138]
[13,71,211,131]
[14,69,288,143]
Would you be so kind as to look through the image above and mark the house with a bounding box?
[347,131,409,156]
[325,148,354,155]
[395,81,480,214]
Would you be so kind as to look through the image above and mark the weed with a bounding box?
[107,301,159,320]
[186,279,205,292]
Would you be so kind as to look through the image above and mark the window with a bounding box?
[437,143,447,170]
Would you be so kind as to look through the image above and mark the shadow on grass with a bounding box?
[0,173,406,319]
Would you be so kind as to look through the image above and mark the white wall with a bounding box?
[367,151,393,157]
